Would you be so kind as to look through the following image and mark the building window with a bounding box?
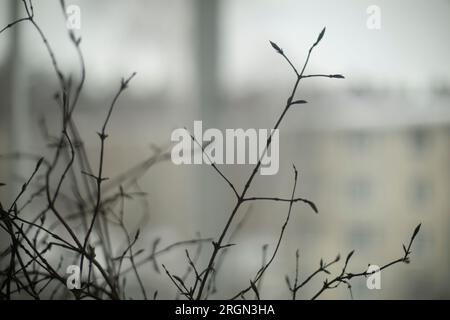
[345,131,371,152]
[348,228,374,250]
[347,177,372,203]
[409,177,432,209]
[410,128,431,155]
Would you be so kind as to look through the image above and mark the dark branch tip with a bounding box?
[269,40,283,54]
[313,27,326,47]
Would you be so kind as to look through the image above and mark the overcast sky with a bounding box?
[0,0,449,93]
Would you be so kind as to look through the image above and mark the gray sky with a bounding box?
[0,0,449,93]
[221,0,450,90]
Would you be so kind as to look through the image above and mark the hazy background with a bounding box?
[0,0,449,299]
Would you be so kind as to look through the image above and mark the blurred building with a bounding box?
[202,85,450,300]
[1,0,449,300]
[279,87,450,299]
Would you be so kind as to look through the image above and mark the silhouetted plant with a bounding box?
[163,26,421,300]
[0,1,420,300]
[0,0,209,300]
